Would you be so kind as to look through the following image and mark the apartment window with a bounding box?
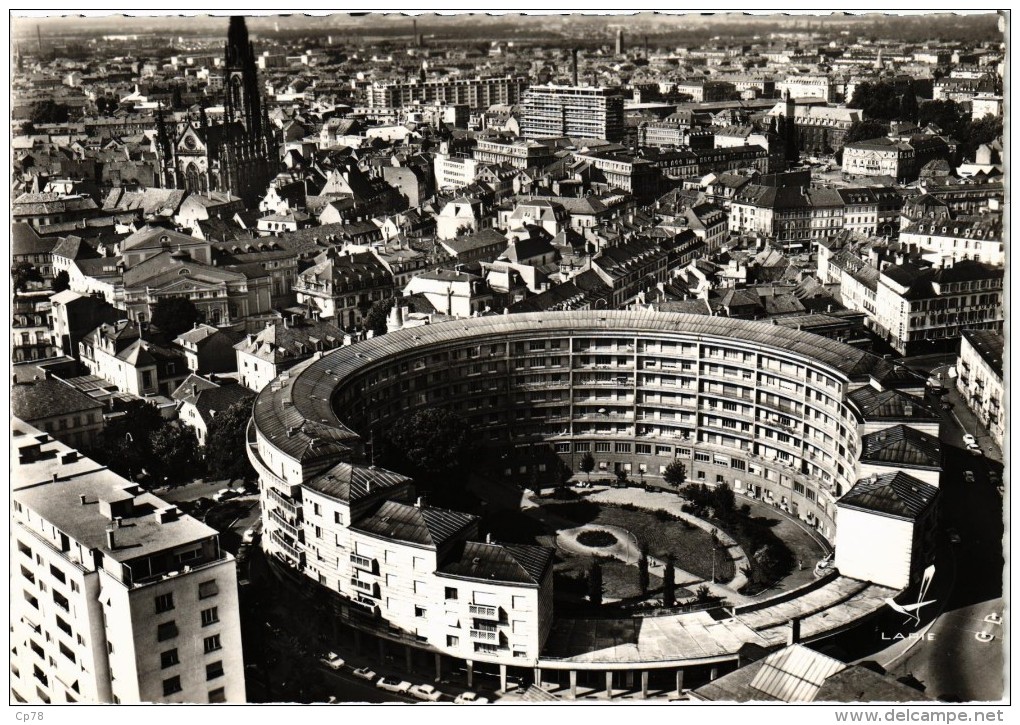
[334,512,343,525]
[59,642,76,663]
[18,541,32,559]
[207,687,227,703]
[206,661,224,680]
[56,616,72,636]
[203,635,222,654]
[201,607,219,627]
[157,622,178,642]
[198,580,218,600]
[155,593,175,613]
[446,635,460,647]
[160,649,179,669]
[445,587,458,600]
[575,442,591,453]
[313,503,321,516]
[595,442,611,453]
[162,676,183,697]
[53,591,69,611]
[415,606,427,618]
[49,565,66,584]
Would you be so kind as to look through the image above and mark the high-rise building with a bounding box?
[155,16,279,207]
[10,420,245,703]
[521,85,625,142]
[365,76,529,110]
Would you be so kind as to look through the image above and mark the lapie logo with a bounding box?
[883,563,936,626]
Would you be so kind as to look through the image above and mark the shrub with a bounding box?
[577,530,618,548]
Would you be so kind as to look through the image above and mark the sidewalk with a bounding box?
[577,487,753,605]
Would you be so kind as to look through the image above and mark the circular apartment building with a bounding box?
[248,311,941,692]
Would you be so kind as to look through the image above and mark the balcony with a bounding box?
[266,485,302,516]
[468,603,499,620]
[269,509,302,540]
[350,552,377,573]
[350,577,378,597]
[270,531,305,568]
[470,628,499,642]
[349,597,380,618]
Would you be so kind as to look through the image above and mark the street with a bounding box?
[863,361,1005,702]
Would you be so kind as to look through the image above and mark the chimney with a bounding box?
[904,403,913,417]
[191,384,198,396]
[79,494,87,506]
[415,496,424,508]
[485,532,492,544]
[52,472,59,484]
[787,616,801,645]
[105,528,116,550]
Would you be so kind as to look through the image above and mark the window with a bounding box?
[49,565,66,584]
[155,593,175,613]
[415,606,427,617]
[446,635,459,647]
[595,442,611,453]
[208,687,226,703]
[59,641,76,663]
[56,616,72,636]
[53,591,69,611]
[201,607,219,627]
[444,587,458,600]
[198,580,218,600]
[334,512,343,525]
[160,649,179,669]
[203,635,222,654]
[206,661,224,680]
[157,622,178,642]
[163,676,182,696]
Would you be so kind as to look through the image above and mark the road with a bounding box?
[867,373,1005,702]
[156,477,242,504]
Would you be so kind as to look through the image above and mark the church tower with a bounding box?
[223,16,266,143]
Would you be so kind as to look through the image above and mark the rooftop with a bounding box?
[838,471,939,522]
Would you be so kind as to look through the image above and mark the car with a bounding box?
[454,691,489,704]
[947,529,962,545]
[322,652,345,670]
[964,471,976,483]
[967,443,982,455]
[409,684,443,702]
[242,522,262,544]
[963,434,977,446]
[352,667,376,681]
[376,677,412,693]
[213,488,239,502]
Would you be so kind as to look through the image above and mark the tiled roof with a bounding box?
[12,378,104,421]
[847,387,938,422]
[440,541,555,586]
[838,471,938,521]
[860,425,942,469]
[305,461,411,504]
[352,500,477,549]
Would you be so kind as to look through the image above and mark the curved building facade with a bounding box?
[248,311,941,674]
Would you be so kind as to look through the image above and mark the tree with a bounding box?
[836,119,892,164]
[52,269,71,293]
[151,296,201,338]
[557,460,574,488]
[663,556,676,608]
[849,81,902,121]
[150,424,201,484]
[615,467,628,486]
[579,451,596,482]
[204,400,257,482]
[384,408,473,502]
[588,559,603,606]
[363,298,394,337]
[711,483,736,520]
[30,99,72,125]
[11,261,42,293]
[918,99,967,138]
[898,92,919,123]
[752,545,783,585]
[663,459,687,488]
[695,584,712,603]
[638,544,650,595]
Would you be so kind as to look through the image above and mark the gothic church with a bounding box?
[155,16,279,208]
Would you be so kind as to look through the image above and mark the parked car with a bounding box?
[321,652,345,670]
[966,443,982,455]
[376,677,412,693]
[409,684,443,702]
[242,520,263,544]
[963,434,977,446]
[213,488,239,502]
[964,471,976,483]
[453,691,489,704]
[352,667,376,681]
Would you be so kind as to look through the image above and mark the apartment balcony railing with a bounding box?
[470,628,499,642]
[270,509,302,540]
[350,552,377,573]
[468,603,499,620]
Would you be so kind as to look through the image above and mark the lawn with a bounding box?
[542,501,736,583]
[554,555,664,601]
